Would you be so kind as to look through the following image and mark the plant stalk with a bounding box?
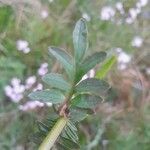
[38,117,68,150]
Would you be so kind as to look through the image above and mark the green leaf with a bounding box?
[63,125,78,143]
[71,94,103,109]
[96,55,116,79]
[42,73,71,92]
[82,52,106,74]
[75,78,110,95]
[28,89,65,104]
[48,47,74,80]
[61,121,78,141]
[31,132,45,145]
[67,121,77,132]
[69,107,94,122]
[37,121,49,134]
[58,137,80,149]
[73,18,88,61]
[76,52,106,81]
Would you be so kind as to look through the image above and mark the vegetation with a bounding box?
[0,0,149,150]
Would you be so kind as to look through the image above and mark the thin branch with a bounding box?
[38,117,68,150]
[86,125,105,150]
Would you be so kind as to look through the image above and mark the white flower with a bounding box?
[19,101,45,111]
[11,93,23,103]
[4,85,13,97]
[16,40,28,51]
[131,36,143,47]
[100,6,115,21]
[135,7,141,14]
[38,67,48,76]
[38,63,48,76]
[41,63,48,68]
[129,8,138,19]
[25,76,36,89]
[115,2,124,14]
[16,40,31,53]
[115,48,131,70]
[82,13,91,21]
[4,77,25,103]
[118,52,131,64]
[136,2,142,8]
[125,17,134,24]
[23,47,30,54]
[116,2,123,10]
[41,10,48,19]
[11,78,21,86]
[139,0,148,7]
[13,84,25,94]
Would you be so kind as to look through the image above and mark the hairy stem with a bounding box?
[38,117,68,150]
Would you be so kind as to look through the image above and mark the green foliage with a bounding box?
[96,55,117,79]
[71,94,103,109]
[69,107,91,122]
[42,73,71,92]
[29,89,65,104]
[0,1,149,149]
[81,52,106,74]
[0,56,25,100]
[33,116,79,149]
[73,18,88,62]
[29,18,109,149]
[76,51,106,82]
[75,78,110,96]
[48,47,75,80]
[0,6,13,32]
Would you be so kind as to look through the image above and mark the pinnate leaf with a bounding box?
[75,78,110,95]
[48,47,74,79]
[28,89,65,104]
[62,123,78,143]
[73,18,88,62]
[82,51,106,74]
[76,51,106,81]
[69,107,94,122]
[37,121,49,134]
[58,137,79,150]
[42,73,71,92]
[71,94,103,109]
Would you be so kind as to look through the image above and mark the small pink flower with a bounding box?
[38,63,48,76]
[19,101,45,111]
[25,76,36,89]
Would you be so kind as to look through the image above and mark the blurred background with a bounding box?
[0,0,150,149]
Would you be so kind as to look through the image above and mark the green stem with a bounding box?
[38,117,68,150]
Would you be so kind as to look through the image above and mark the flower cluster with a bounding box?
[115,48,131,70]
[16,40,31,53]
[4,78,25,103]
[19,101,52,112]
[38,63,48,76]
[100,0,148,24]
[131,36,143,48]
[100,6,115,21]
[41,10,49,19]
[4,61,53,111]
